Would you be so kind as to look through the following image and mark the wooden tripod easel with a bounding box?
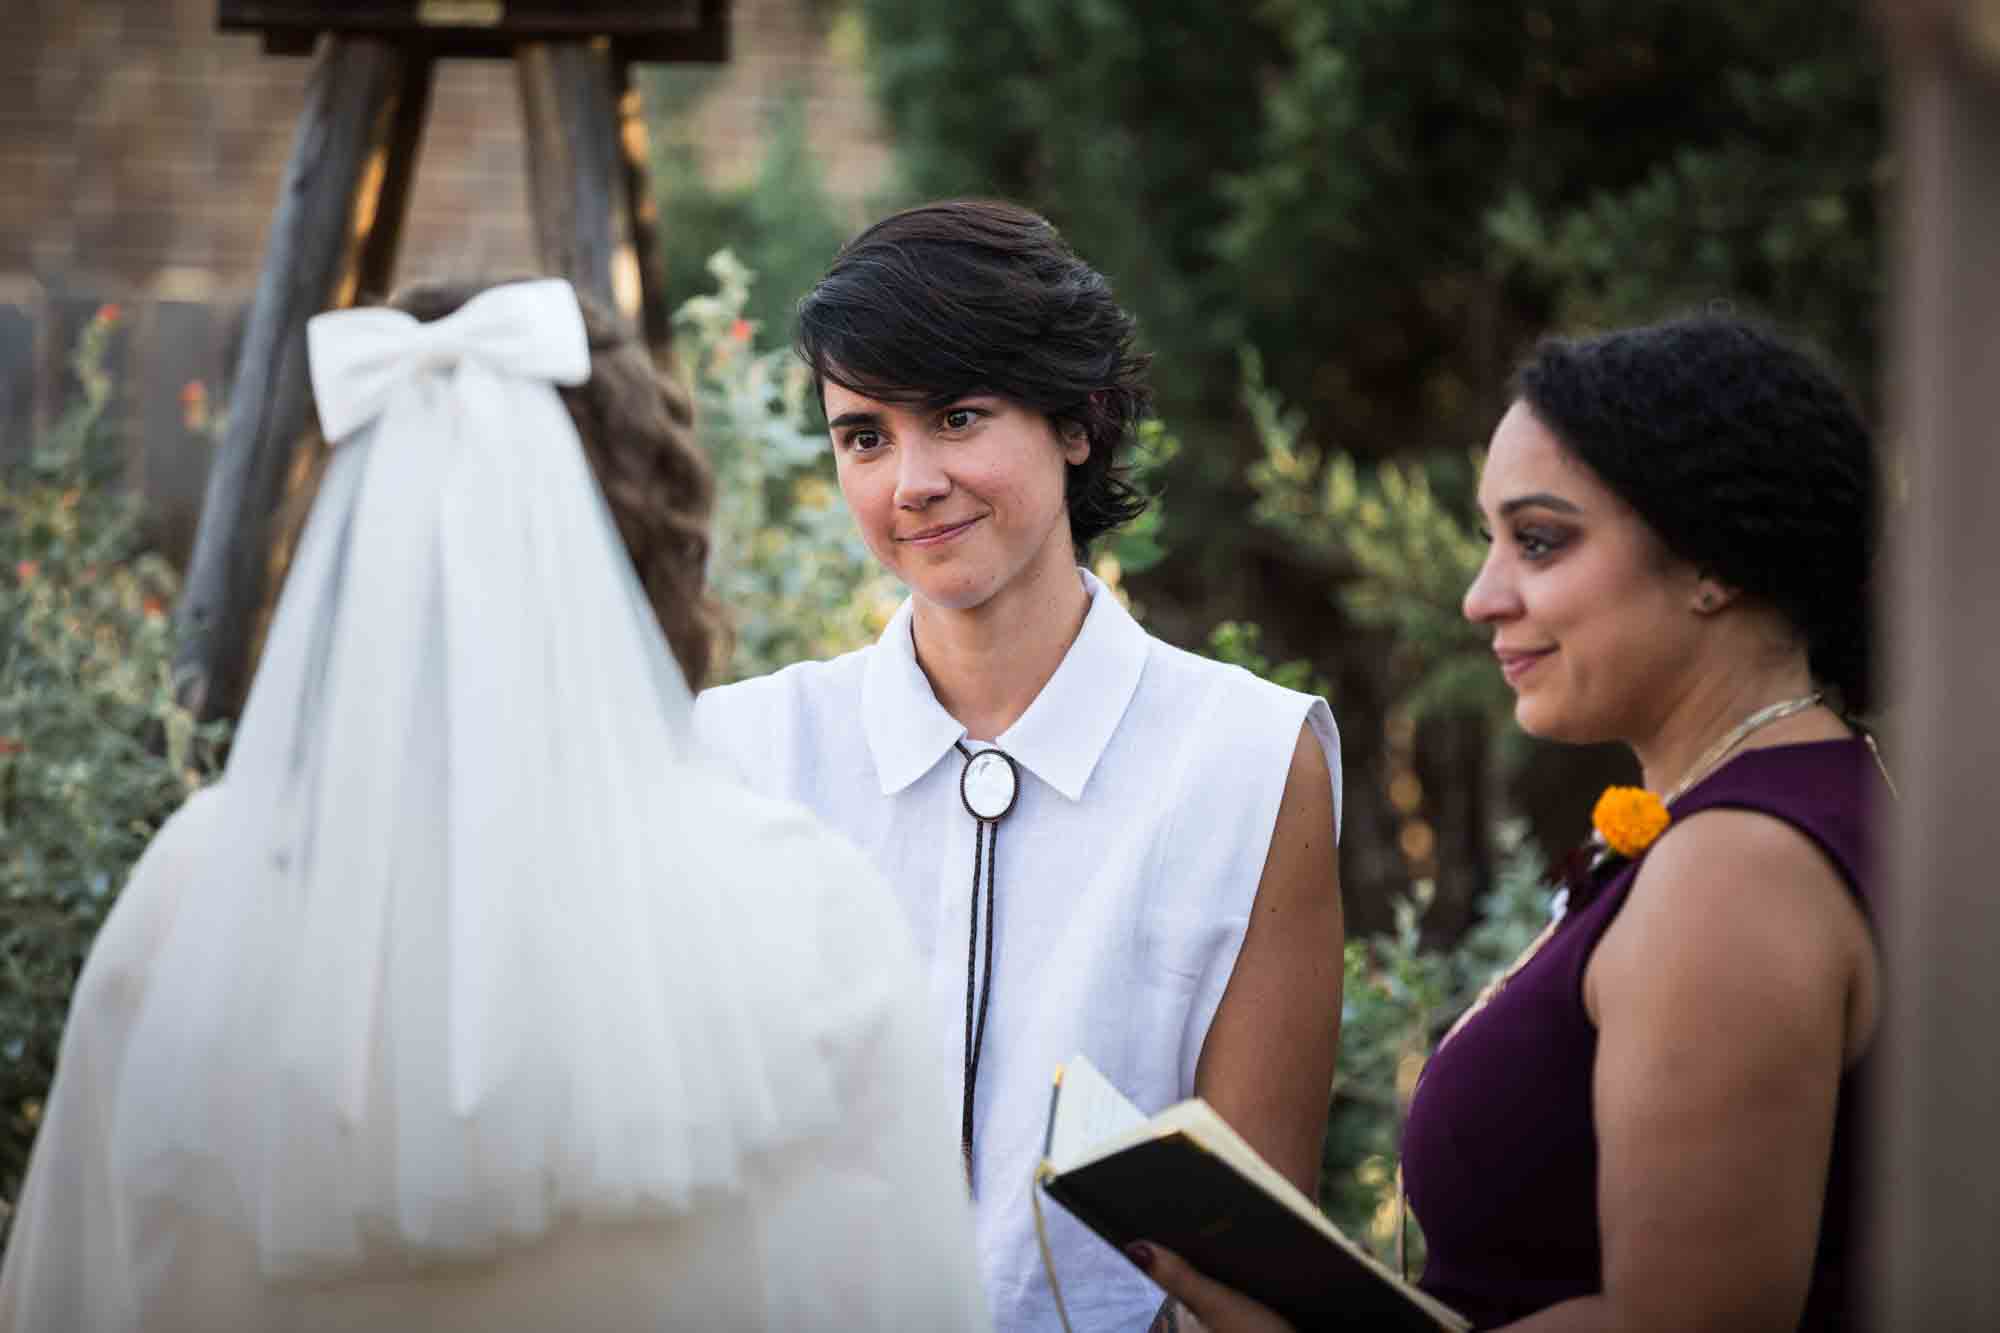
[175,3,729,723]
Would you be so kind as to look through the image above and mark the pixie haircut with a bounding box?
[795,199,1153,556]
[1517,312,1878,713]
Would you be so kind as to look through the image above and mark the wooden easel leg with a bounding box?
[351,53,438,306]
[172,37,409,723]
[518,41,624,314]
[613,55,676,365]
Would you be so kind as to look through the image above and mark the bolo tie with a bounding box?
[954,738,1019,1193]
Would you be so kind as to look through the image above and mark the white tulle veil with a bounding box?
[105,279,837,1278]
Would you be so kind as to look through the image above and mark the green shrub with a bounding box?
[1322,820,1553,1262]
[645,79,855,348]
[1241,347,1507,728]
[0,307,227,1228]
[677,251,905,682]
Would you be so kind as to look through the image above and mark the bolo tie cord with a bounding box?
[955,738,1008,1193]
[963,807,998,1186]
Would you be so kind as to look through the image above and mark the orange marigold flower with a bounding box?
[96,303,122,326]
[1592,786,1671,859]
[14,560,38,582]
[729,318,753,343]
[142,596,166,620]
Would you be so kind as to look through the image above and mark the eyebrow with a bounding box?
[826,410,885,432]
[1497,492,1582,518]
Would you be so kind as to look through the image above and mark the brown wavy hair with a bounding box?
[386,280,724,689]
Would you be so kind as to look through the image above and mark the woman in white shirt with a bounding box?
[0,279,987,1332]
[695,200,1345,1333]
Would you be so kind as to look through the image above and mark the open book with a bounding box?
[1038,1056,1468,1333]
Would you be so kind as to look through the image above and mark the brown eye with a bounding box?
[1517,529,1565,560]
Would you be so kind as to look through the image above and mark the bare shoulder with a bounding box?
[1589,805,1877,1058]
[1271,723,1335,862]
[1197,718,1343,1192]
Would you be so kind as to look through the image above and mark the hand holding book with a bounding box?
[1036,1055,1466,1333]
[1129,1243,1299,1333]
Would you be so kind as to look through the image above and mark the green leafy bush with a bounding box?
[1241,347,1509,728]
[677,251,905,682]
[1323,821,1554,1261]
[645,81,855,347]
[0,308,227,1224]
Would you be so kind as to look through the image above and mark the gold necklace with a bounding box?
[1656,691,1825,808]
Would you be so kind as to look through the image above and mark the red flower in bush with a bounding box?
[729,318,753,343]
[0,737,24,756]
[180,380,209,431]
[15,560,39,582]
[142,597,166,621]
[95,303,122,326]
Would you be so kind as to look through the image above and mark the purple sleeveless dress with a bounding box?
[1401,739,1880,1331]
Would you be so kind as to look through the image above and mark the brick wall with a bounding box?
[0,0,890,562]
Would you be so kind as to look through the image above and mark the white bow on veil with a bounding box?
[105,279,838,1279]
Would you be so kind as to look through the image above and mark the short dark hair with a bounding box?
[795,199,1153,556]
[1516,312,1878,713]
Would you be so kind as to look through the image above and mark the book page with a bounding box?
[1046,1054,1146,1172]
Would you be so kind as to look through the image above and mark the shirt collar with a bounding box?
[860,569,1150,801]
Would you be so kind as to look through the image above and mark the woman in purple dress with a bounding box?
[1130,313,1885,1331]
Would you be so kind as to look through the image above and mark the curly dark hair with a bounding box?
[389,281,723,689]
[1516,312,1878,713]
[794,198,1153,557]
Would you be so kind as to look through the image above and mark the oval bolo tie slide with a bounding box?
[960,747,1020,822]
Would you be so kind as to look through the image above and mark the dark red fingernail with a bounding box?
[1126,1242,1155,1271]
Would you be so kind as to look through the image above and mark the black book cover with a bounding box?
[1043,1130,1460,1332]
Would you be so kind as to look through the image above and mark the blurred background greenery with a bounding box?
[2,0,1886,1259]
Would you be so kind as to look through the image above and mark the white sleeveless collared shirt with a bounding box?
[695,571,1341,1333]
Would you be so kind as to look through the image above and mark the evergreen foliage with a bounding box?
[644,77,855,347]
[861,0,1883,443]
[1242,349,1506,726]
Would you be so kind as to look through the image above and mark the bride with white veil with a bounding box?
[0,279,988,1332]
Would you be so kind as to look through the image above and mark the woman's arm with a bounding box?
[1496,806,1878,1333]
[1144,724,1338,1333]
[1195,721,1344,1196]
